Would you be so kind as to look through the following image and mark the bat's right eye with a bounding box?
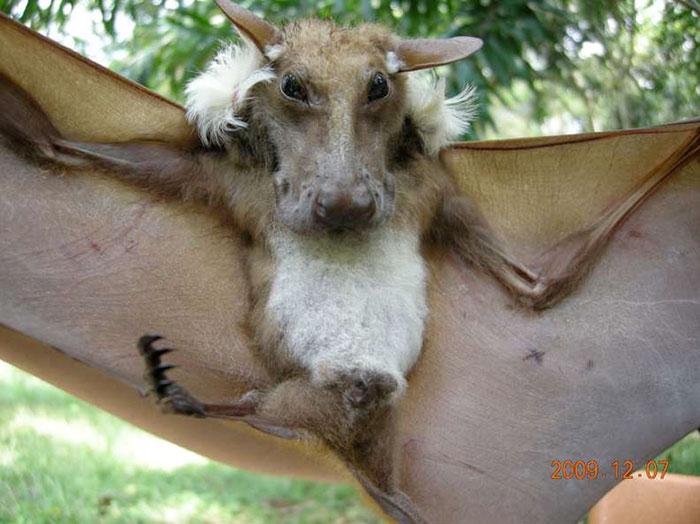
[368,72,389,103]
[280,74,307,103]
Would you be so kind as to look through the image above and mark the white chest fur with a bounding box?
[267,228,428,388]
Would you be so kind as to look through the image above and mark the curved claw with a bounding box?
[155,379,174,395]
[137,334,163,355]
[153,363,177,375]
[136,333,209,418]
[148,347,174,362]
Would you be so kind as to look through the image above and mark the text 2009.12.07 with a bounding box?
[550,459,669,480]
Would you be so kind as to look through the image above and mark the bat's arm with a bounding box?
[430,191,619,309]
[0,73,227,205]
[52,139,226,204]
[434,127,698,310]
[429,191,542,305]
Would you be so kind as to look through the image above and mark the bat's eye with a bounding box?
[281,74,307,103]
[368,72,389,102]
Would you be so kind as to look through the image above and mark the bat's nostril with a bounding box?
[354,190,374,214]
[315,198,327,217]
[277,179,290,196]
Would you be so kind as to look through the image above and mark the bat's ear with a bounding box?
[394,37,483,72]
[215,0,282,53]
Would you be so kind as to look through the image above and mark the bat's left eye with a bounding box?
[368,72,389,102]
[281,73,307,103]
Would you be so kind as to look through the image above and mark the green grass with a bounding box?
[0,362,380,524]
[1,361,698,524]
[656,431,700,477]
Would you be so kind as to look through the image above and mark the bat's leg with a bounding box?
[137,334,258,419]
[249,372,426,523]
[136,338,424,522]
[352,467,427,524]
[137,335,301,440]
[342,395,427,524]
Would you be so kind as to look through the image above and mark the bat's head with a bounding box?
[186,0,481,235]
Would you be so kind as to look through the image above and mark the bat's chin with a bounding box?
[279,219,377,238]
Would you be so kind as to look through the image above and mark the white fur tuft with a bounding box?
[264,44,285,61]
[385,51,403,74]
[185,40,275,147]
[405,73,478,155]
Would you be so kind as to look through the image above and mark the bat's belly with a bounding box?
[267,227,428,383]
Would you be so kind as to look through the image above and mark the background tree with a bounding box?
[1,0,698,137]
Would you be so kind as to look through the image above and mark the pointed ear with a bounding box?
[396,37,483,72]
[215,0,282,53]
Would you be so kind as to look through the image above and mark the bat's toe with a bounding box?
[136,334,205,417]
[137,334,163,355]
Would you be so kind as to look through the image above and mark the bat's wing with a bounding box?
[447,127,699,259]
[1,13,699,524]
[0,13,189,143]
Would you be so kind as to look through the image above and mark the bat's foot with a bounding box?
[137,334,206,417]
[334,368,398,410]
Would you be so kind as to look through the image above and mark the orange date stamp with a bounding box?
[550,459,670,480]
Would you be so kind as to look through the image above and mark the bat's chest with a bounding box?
[266,228,428,379]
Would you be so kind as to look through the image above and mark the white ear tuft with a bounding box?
[385,51,403,74]
[264,44,285,61]
[405,73,477,155]
[185,39,275,147]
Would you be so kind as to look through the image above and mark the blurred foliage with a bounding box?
[0,0,698,136]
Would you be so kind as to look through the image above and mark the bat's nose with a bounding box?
[315,186,376,230]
